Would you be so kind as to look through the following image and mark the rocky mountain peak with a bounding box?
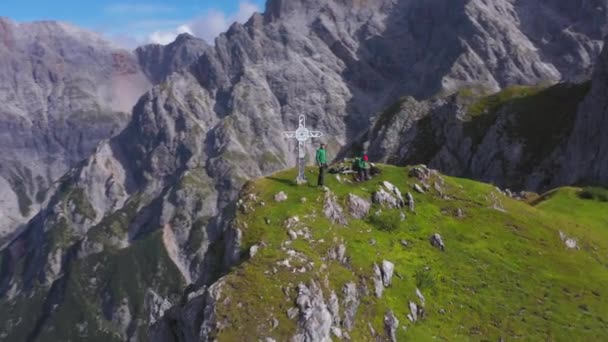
[136,33,210,84]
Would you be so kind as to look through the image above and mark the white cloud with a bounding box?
[147,1,261,45]
[149,25,193,45]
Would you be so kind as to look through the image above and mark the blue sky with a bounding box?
[0,1,266,46]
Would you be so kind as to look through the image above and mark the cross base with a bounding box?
[295,157,307,185]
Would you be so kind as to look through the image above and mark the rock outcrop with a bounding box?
[135,33,210,84]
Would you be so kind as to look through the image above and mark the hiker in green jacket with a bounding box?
[316,143,328,186]
[353,154,370,181]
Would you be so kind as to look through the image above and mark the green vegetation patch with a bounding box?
[213,164,608,341]
[37,231,185,342]
[579,187,608,202]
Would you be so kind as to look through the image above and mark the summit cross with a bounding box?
[282,115,324,184]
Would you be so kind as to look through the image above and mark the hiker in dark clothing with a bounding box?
[316,143,328,186]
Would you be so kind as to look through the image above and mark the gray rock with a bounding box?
[400,240,409,247]
[407,192,415,212]
[372,188,401,208]
[413,184,425,194]
[372,263,384,298]
[407,301,419,323]
[430,233,446,251]
[288,307,300,320]
[285,216,300,229]
[249,245,260,258]
[275,191,288,202]
[324,191,347,225]
[330,327,343,339]
[382,181,405,207]
[381,260,395,287]
[416,288,426,306]
[456,208,465,218]
[145,290,173,325]
[328,291,341,326]
[328,244,348,265]
[409,166,431,181]
[292,281,333,342]
[384,310,399,342]
[347,193,371,219]
[342,282,360,331]
[559,231,578,249]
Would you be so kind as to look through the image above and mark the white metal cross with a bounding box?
[283,115,324,184]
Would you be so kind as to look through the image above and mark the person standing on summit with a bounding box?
[316,143,328,187]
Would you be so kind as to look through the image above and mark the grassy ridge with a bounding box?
[214,165,608,341]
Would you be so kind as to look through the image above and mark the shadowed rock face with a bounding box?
[555,33,608,187]
[1,0,608,340]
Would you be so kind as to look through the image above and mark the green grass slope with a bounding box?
[213,165,608,341]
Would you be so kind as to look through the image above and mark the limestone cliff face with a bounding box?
[1,0,608,340]
[555,34,608,187]
[0,20,212,244]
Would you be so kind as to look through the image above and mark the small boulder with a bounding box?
[343,282,360,330]
[407,301,418,322]
[285,216,300,229]
[381,260,395,287]
[348,193,371,219]
[328,244,348,265]
[384,310,399,342]
[455,208,465,218]
[324,191,348,225]
[413,184,425,194]
[383,181,405,207]
[559,231,578,249]
[372,188,401,208]
[274,191,288,202]
[249,245,260,258]
[409,166,431,181]
[372,263,384,298]
[400,239,408,247]
[407,192,415,212]
[430,233,445,251]
[416,288,426,306]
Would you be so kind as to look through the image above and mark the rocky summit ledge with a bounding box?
[158,164,608,341]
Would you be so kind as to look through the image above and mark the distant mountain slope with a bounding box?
[0,19,210,244]
[2,0,608,340]
[153,165,608,341]
[362,81,591,191]
[0,17,149,242]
